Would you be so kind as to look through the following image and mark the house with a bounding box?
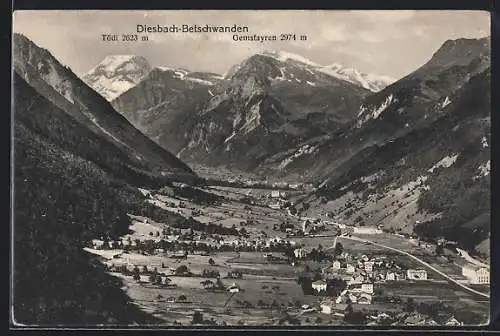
[332,261,341,270]
[364,261,375,273]
[270,190,287,198]
[320,300,335,314]
[348,274,364,285]
[406,269,428,280]
[166,297,176,303]
[312,280,327,293]
[227,270,243,279]
[444,315,463,326]
[353,227,383,235]
[460,262,489,284]
[227,283,240,293]
[386,272,396,281]
[361,283,374,294]
[361,255,369,262]
[346,264,355,274]
[302,220,311,234]
[358,293,372,305]
[294,248,307,259]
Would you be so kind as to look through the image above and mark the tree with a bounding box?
[435,244,444,255]
[345,303,353,315]
[175,265,189,275]
[192,310,203,324]
[344,310,366,325]
[208,258,215,266]
[178,295,187,302]
[132,266,140,281]
[334,242,344,257]
[404,297,416,313]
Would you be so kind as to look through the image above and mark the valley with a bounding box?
[83,183,489,326]
[11,12,490,328]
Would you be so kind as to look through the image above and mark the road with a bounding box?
[340,235,490,299]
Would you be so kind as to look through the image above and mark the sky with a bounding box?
[13,10,490,80]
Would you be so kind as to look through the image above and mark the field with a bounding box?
[86,185,489,326]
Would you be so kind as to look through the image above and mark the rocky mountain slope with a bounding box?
[290,37,490,255]
[272,37,490,181]
[13,70,163,324]
[104,50,392,173]
[13,33,198,185]
[12,34,199,324]
[167,51,372,170]
[83,55,152,101]
[111,67,224,154]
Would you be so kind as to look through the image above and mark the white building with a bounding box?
[294,248,307,259]
[364,261,375,273]
[320,301,335,314]
[353,227,383,235]
[348,274,364,285]
[346,264,355,274]
[312,280,327,293]
[386,272,396,281]
[361,283,374,294]
[461,264,489,284]
[358,293,372,305]
[302,220,311,234]
[270,190,287,198]
[227,283,240,293]
[332,261,341,270]
[407,269,428,280]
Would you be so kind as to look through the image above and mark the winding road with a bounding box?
[340,235,489,299]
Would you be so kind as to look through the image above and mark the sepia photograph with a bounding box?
[11,9,491,327]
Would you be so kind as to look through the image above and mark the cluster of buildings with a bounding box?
[455,259,490,284]
[322,253,428,284]
[308,252,431,310]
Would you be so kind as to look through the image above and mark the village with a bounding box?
[84,183,489,326]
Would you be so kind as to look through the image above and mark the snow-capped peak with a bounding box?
[260,50,320,67]
[257,49,394,92]
[83,55,152,101]
[317,65,394,92]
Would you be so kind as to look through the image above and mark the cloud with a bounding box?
[355,10,416,23]
[13,10,490,79]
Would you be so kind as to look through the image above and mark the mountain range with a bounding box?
[87,50,393,172]
[83,36,490,255]
[12,32,491,324]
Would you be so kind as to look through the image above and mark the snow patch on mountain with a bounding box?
[259,50,394,92]
[279,144,318,170]
[481,136,488,148]
[261,50,320,67]
[185,77,214,86]
[474,160,490,180]
[356,94,394,127]
[428,154,459,173]
[441,96,452,108]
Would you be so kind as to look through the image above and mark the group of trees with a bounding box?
[416,162,490,250]
[13,76,164,324]
[168,185,223,206]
